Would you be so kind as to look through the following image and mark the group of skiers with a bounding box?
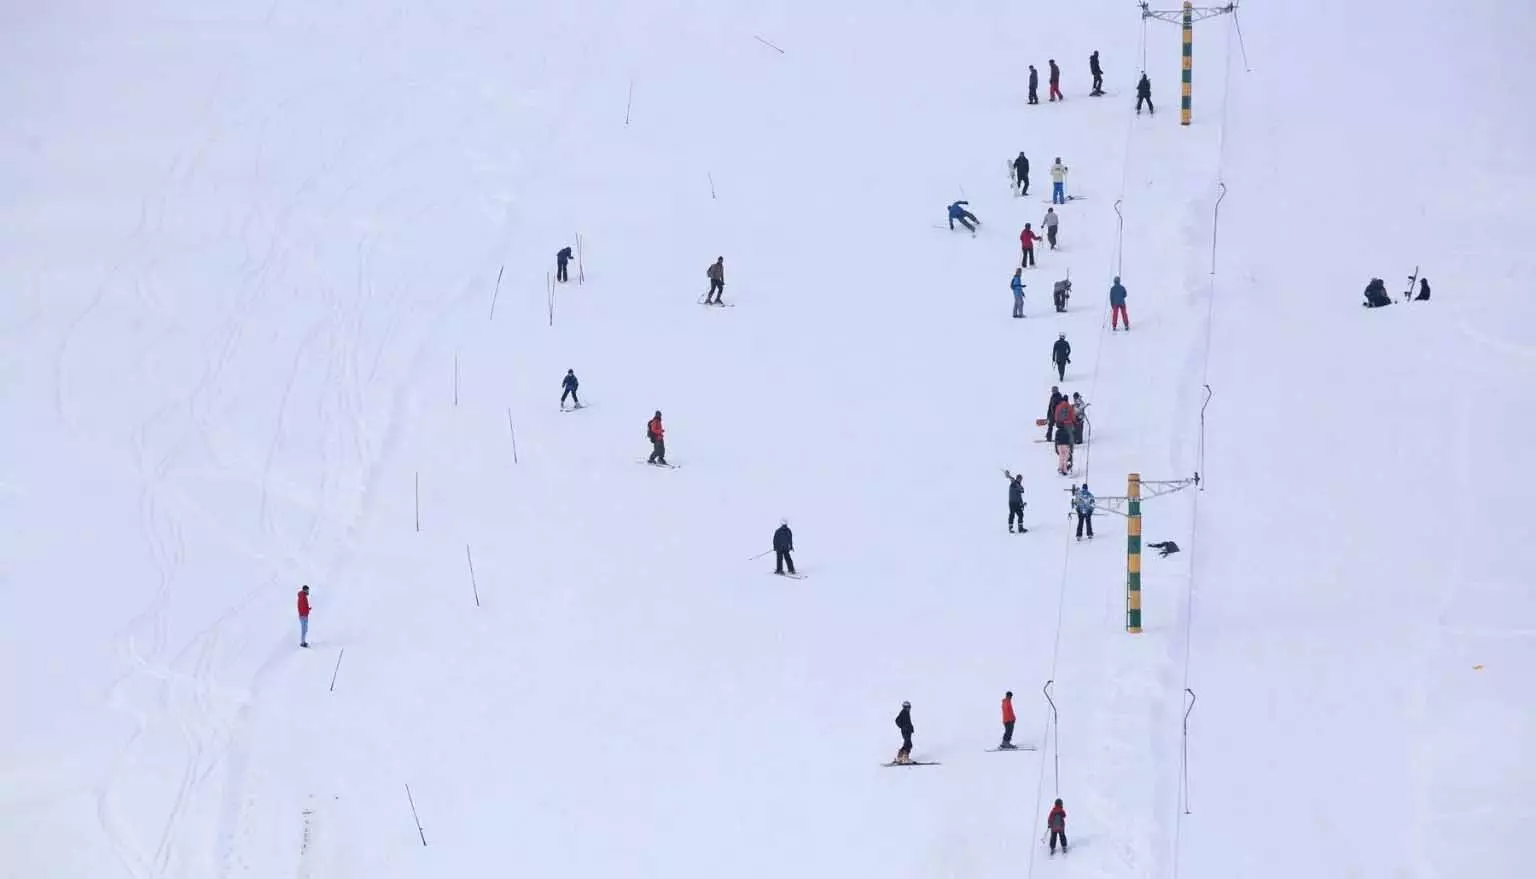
[892,698,1070,854]
[1046,384,1090,477]
[1022,50,1153,120]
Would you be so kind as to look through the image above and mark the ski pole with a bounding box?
[748,550,773,561]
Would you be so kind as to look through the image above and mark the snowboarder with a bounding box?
[1027,65,1040,104]
[947,200,978,233]
[1047,799,1069,854]
[1020,224,1043,267]
[1136,73,1155,115]
[773,519,796,575]
[1110,276,1130,330]
[1363,277,1392,308]
[1045,386,1064,440]
[1053,277,1072,313]
[894,701,915,764]
[1011,269,1026,319]
[1050,158,1069,204]
[560,369,581,409]
[1000,691,1018,747]
[1073,484,1096,540]
[1042,208,1060,250]
[1089,51,1104,96]
[646,410,667,465]
[705,257,726,305]
[1013,151,1031,196]
[556,246,573,283]
[297,585,312,648]
[1051,333,1071,381]
[1048,59,1064,101]
[1071,393,1089,445]
[1004,469,1027,533]
[1414,277,1432,301]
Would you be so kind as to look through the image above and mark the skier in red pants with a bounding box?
[1048,60,1064,101]
[1109,276,1130,331]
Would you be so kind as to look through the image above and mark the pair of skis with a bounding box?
[884,744,1037,767]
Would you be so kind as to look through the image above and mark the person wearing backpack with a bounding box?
[646,411,667,465]
[1047,799,1069,854]
[1011,269,1027,319]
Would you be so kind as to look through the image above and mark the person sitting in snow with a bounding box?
[947,200,979,232]
[1363,277,1392,308]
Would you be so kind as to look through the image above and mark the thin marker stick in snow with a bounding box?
[453,355,460,407]
[507,409,518,464]
[466,543,481,608]
[405,784,427,846]
[1042,679,1060,795]
[754,35,785,54]
[625,80,633,125]
[708,173,716,199]
[329,648,345,692]
[1181,688,1197,814]
[489,264,503,320]
[576,233,585,284]
[414,472,420,532]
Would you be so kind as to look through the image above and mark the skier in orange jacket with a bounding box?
[1000,691,1018,749]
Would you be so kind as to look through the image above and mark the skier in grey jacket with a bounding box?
[1042,208,1060,250]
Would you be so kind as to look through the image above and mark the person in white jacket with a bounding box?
[1050,158,1070,204]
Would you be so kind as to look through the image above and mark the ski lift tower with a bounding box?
[1140,2,1239,126]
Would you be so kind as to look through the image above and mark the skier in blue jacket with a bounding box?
[560,369,581,409]
[947,200,979,232]
[1011,269,1026,318]
[1073,484,1095,540]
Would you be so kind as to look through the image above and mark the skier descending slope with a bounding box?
[1004,469,1028,533]
[1011,269,1026,318]
[560,369,581,409]
[646,411,668,465]
[893,701,917,764]
[772,519,796,575]
[1047,798,1069,854]
[947,200,979,233]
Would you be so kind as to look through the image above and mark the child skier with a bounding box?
[560,369,581,409]
[1047,799,1068,854]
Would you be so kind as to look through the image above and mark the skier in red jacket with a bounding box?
[1047,798,1068,854]
[297,585,312,648]
[1019,224,1044,268]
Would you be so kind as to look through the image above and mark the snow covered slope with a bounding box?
[0,0,1529,877]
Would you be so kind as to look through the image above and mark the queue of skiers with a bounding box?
[1016,50,1149,113]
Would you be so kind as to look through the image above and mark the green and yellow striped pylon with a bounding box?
[1127,472,1143,632]
[1180,2,1194,126]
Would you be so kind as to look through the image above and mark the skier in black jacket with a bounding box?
[1052,334,1072,381]
[1089,51,1104,96]
[556,246,573,283]
[1136,73,1155,115]
[894,701,915,764]
[1013,151,1031,196]
[772,519,795,575]
[1004,470,1027,533]
[1045,386,1064,440]
[1027,65,1040,104]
